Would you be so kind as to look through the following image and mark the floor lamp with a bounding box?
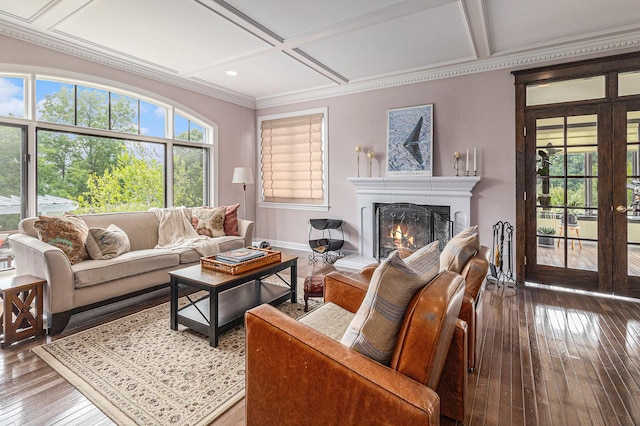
[232,167,253,220]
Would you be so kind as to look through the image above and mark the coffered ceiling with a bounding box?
[1,0,639,108]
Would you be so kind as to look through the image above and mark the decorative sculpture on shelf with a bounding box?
[453,151,461,176]
[367,150,375,177]
[355,145,362,177]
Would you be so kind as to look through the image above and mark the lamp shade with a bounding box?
[232,167,253,185]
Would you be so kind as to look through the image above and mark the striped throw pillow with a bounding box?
[439,228,480,273]
[340,247,440,365]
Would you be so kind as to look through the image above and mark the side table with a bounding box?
[0,275,45,348]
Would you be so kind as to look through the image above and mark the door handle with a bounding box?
[616,205,629,213]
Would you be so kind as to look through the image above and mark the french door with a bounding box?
[524,102,640,298]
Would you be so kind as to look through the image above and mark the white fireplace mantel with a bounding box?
[347,176,481,260]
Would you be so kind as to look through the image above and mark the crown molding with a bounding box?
[256,31,640,109]
[0,21,257,109]
[2,19,640,111]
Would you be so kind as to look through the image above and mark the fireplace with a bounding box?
[375,203,452,260]
[340,176,481,269]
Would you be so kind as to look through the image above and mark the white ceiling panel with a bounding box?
[0,0,639,106]
[224,0,406,39]
[0,0,55,22]
[299,2,474,80]
[192,51,337,99]
[486,0,640,53]
[51,0,269,71]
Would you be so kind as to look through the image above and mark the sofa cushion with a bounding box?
[439,227,480,273]
[85,224,131,260]
[33,215,89,265]
[340,247,440,365]
[192,207,226,238]
[190,204,240,236]
[176,236,246,264]
[73,249,180,288]
[299,302,355,341]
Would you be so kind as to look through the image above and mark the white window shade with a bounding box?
[260,112,324,204]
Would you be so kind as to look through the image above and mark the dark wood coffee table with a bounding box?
[169,254,297,347]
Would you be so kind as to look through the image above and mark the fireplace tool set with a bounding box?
[489,221,516,289]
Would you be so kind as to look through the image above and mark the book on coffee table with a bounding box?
[216,248,266,264]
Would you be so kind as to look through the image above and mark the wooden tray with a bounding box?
[201,248,282,275]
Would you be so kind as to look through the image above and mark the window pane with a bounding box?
[174,113,189,140]
[0,125,23,239]
[174,145,207,207]
[77,86,109,129]
[110,93,138,133]
[140,100,166,138]
[190,121,205,142]
[260,112,325,204]
[619,71,640,96]
[37,130,164,213]
[36,79,75,125]
[0,77,25,118]
[526,76,605,106]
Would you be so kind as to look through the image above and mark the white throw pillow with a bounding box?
[85,224,131,260]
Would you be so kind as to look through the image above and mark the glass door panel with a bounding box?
[626,111,640,277]
[534,114,598,273]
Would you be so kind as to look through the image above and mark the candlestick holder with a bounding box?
[367,150,375,177]
[453,152,461,176]
[355,145,362,177]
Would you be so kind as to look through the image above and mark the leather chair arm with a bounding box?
[324,271,369,313]
[460,245,490,303]
[436,318,468,423]
[245,304,441,425]
[358,264,379,280]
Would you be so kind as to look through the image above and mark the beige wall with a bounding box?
[256,70,516,252]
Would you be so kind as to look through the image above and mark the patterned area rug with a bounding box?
[32,275,320,426]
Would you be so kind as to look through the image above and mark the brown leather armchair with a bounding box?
[245,270,466,425]
[329,246,490,373]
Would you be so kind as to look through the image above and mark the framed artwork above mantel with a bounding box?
[386,104,433,177]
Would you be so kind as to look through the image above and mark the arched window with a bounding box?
[0,73,214,230]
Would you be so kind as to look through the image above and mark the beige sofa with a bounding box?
[9,211,254,334]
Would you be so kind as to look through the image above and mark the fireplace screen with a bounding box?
[375,203,452,260]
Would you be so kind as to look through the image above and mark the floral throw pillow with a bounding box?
[33,215,89,265]
[190,204,240,236]
[192,207,226,238]
[85,224,131,260]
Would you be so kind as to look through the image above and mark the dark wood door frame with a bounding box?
[514,51,640,298]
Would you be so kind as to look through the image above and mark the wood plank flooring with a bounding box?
[1,249,639,425]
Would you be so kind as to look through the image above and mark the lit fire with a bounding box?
[390,224,414,246]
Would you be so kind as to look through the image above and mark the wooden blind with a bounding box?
[260,112,324,204]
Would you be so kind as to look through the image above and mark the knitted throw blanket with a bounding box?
[150,207,221,257]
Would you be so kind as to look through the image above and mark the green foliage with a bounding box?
[77,148,164,213]
[0,125,21,231]
[537,226,556,235]
[173,146,205,207]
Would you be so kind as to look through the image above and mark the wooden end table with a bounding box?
[0,275,45,348]
[169,254,297,347]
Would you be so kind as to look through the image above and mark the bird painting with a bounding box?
[403,116,424,165]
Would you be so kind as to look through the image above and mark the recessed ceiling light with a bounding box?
[226,70,238,76]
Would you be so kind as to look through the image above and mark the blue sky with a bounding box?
[1,77,205,141]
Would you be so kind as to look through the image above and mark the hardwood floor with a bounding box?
[1,249,639,425]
